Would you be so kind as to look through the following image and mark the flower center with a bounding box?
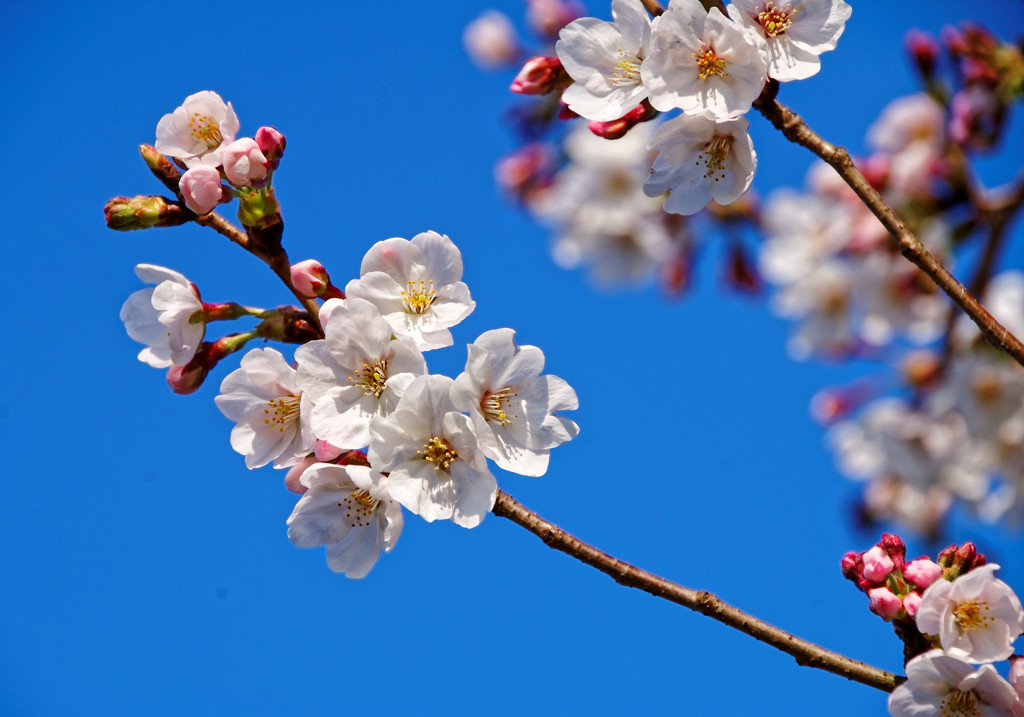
[609,50,643,86]
[418,436,459,473]
[698,134,734,182]
[262,395,301,433]
[952,599,994,633]
[692,46,728,81]
[402,279,437,314]
[756,2,795,37]
[349,357,389,398]
[188,112,224,150]
[942,688,980,716]
[481,386,520,426]
[337,488,380,529]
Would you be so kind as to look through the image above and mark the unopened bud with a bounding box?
[256,306,321,344]
[881,533,907,570]
[841,551,864,583]
[179,165,228,215]
[105,195,189,230]
[868,587,903,620]
[139,143,185,194]
[222,137,269,187]
[901,591,923,618]
[314,439,344,462]
[511,56,569,95]
[863,545,895,582]
[724,242,761,294]
[904,558,943,589]
[906,29,939,79]
[166,334,249,394]
[255,126,286,170]
[290,259,345,300]
[587,100,659,139]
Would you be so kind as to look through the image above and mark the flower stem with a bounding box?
[754,94,1024,369]
[492,489,899,693]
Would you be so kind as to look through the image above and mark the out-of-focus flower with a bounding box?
[345,231,476,351]
[155,90,240,168]
[286,463,403,579]
[215,347,315,469]
[369,375,496,528]
[643,113,757,216]
[294,298,426,450]
[120,264,204,368]
[916,563,1024,663]
[527,0,584,38]
[464,11,521,69]
[178,165,226,215]
[556,0,653,121]
[727,0,852,81]
[888,650,1017,717]
[221,137,268,187]
[642,1,767,119]
[451,329,579,476]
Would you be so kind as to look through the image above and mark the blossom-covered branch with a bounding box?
[754,94,1024,369]
[492,490,898,693]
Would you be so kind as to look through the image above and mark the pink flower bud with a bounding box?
[179,165,225,215]
[868,587,903,620]
[862,545,895,582]
[905,29,939,78]
[901,591,923,618]
[222,138,268,187]
[510,56,568,95]
[285,456,317,494]
[587,100,659,139]
[904,558,943,589]
[314,439,344,462]
[881,533,907,570]
[290,259,344,300]
[255,126,286,169]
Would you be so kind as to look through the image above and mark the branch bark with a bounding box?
[754,95,1024,369]
[492,490,899,693]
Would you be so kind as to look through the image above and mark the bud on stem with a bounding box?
[104,195,190,230]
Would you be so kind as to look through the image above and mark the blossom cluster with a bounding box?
[843,535,1024,715]
[118,94,580,579]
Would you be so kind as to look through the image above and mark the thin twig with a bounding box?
[640,0,664,16]
[492,490,899,693]
[754,95,1024,369]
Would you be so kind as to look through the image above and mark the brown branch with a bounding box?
[492,490,899,693]
[640,0,664,16]
[754,96,1024,369]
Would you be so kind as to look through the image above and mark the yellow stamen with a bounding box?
[188,112,224,150]
[418,436,458,473]
[402,279,437,314]
[481,386,520,427]
[692,46,728,80]
[349,357,389,398]
[756,2,795,38]
[262,395,301,434]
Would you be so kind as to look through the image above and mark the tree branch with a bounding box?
[754,95,1024,369]
[492,490,899,693]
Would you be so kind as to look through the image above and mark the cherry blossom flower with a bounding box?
[727,0,852,82]
[533,123,686,286]
[451,329,579,476]
[643,113,757,215]
[888,650,1018,717]
[642,0,767,119]
[369,375,496,528]
[916,563,1024,663]
[556,0,653,121]
[155,90,240,168]
[120,264,204,368]
[294,298,426,450]
[286,463,403,579]
[178,165,225,215]
[345,231,476,351]
[214,347,315,469]
[463,11,521,69]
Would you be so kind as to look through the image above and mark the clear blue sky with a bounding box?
[3,1,1024,715]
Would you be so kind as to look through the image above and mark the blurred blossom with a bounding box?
[527,0,583,38]
[464,11,521,69]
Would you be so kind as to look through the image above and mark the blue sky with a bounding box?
[3,1,1024,715]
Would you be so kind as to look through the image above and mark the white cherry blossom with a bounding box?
[294,298,426,450]
[286,463,403,579]
[727,0,851,82]
[215,348,315,469]
[345,231,476,351]
[556,0,653,121]
[643,112,757,216]
[451,329,579,476]
[916,563,1024,663]
[369,375,496,528]
[155,91,240,168]
[888,650,1018,717]
[642,0,767,119]
[120,264,204,368]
